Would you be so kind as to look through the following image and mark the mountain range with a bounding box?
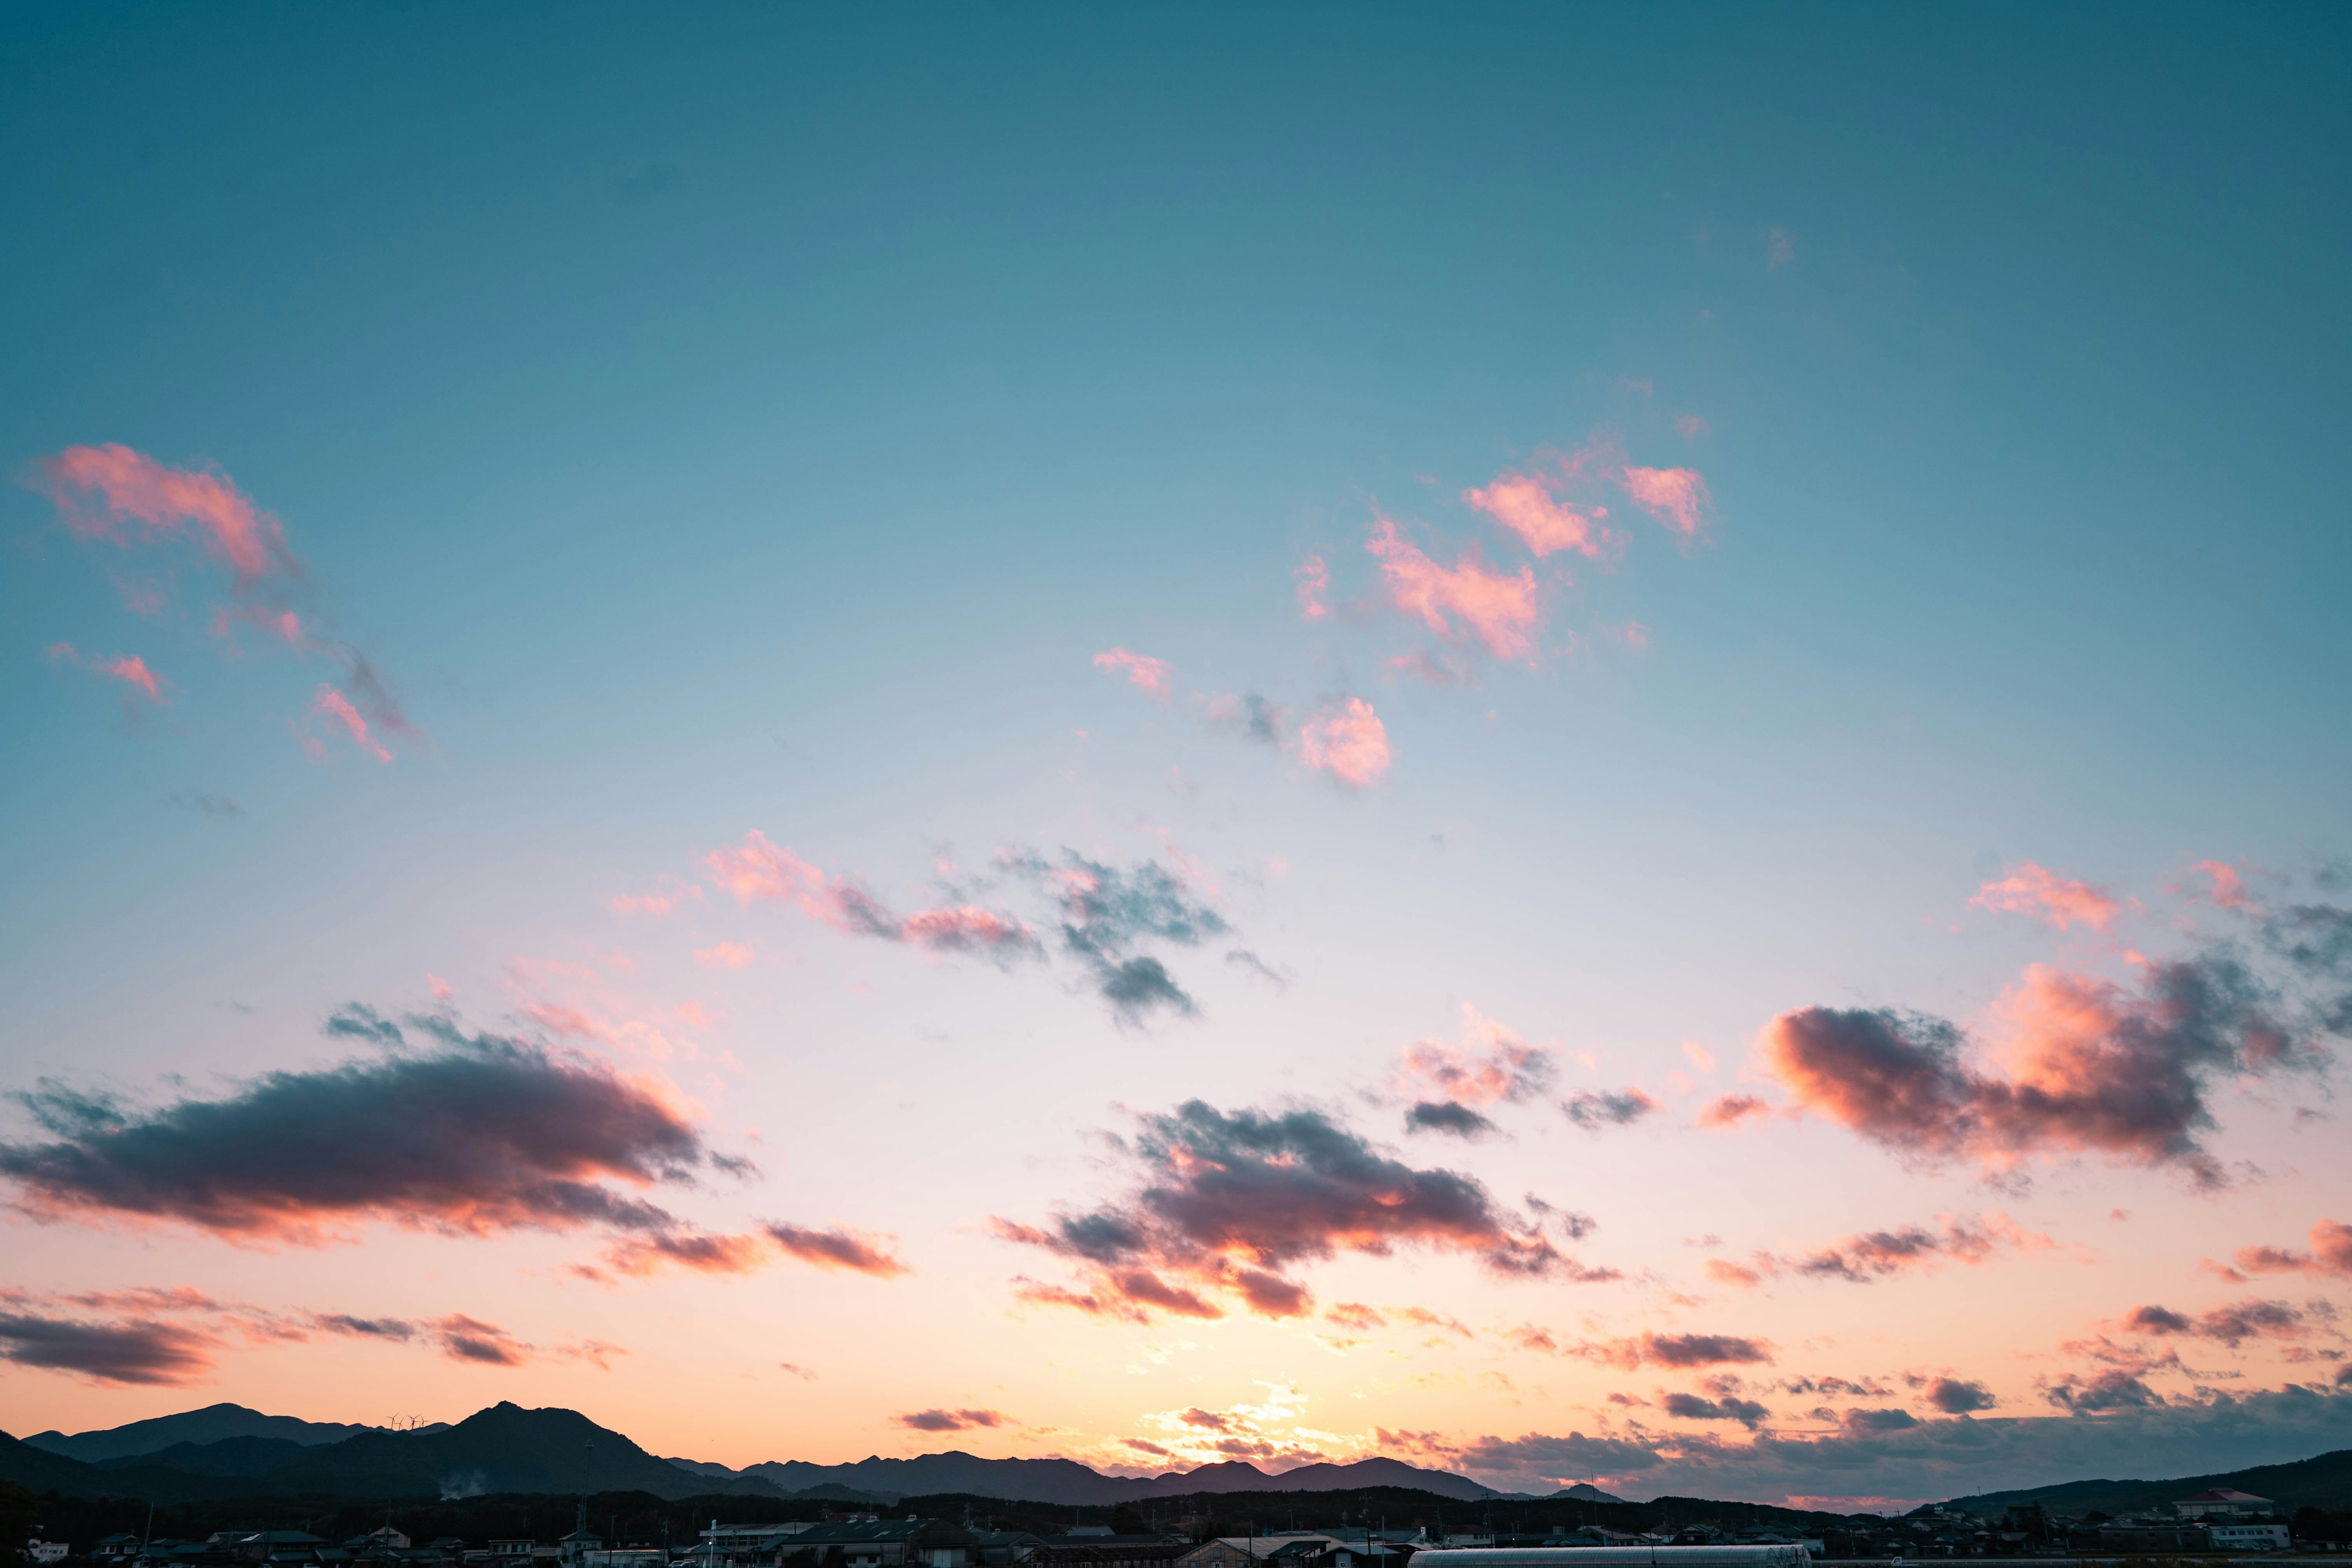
[6,1403,1510,1506]
[1944,1447,2352,1518]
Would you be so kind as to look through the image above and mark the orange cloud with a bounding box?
[2222,1218,2352,1280]
[1461,472,1615,560]
[1971,862,2130,932]
[1365,517,1541,661]
[1396,1006,1554,1107]
[1757,950,2315,1184]
[1296,696,1391,788]
[1093,647,1172,700]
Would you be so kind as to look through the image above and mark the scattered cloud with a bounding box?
[995,1099,1565,1322]
[1698,1093,1774,1129]
[2120,1298,2309,1348]
[1461,472,1616,560]
[1924,1376,1997,1414]
[2214,1218,2352,1281]
[1365,516,1542,662]
[1673,414,1711,440]
[45,643,165,706]
[2189,860,2256,911]
[1396,1005,1555,1111]
[1971,863,2131,932]
[1754,945,2333,1185]
[0,1310,219,1385]
[0,1008,717,1244]
[693,942,756,969]
[1295,555,1330,621]
[1617,466,1713,539]
[34,443,295,586]
[311,685,393,764]
[1093,647,1172,701]
[764,1223,910,1278]
[1708,1213,2055,1288]
[1404,1101,1498,1139]
[1766,227,1794,269]
[896,1408,1008,1432]
[1664,1391,1771,1426]
[1563,1087,1659,1131]
[1295,696,1392,789]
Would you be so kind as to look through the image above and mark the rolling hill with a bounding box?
[1945,1447,2352,1517]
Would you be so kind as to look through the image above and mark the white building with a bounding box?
[2174,1490,2274,1520]
[2207,1522,2290,1551]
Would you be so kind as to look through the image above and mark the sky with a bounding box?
[3,1,2351,1513]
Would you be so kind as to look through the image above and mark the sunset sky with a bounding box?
[4,2,2351,1513]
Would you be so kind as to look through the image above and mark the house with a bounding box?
[2207,1521,2290,1551]
[560,1531,605,1567]
[2176,1490,2274,1519]
[772,1521,977,1568]
[349,1533,413,1553]
[97,1534,147,1560]
[970,1532,1045,1567]
[28,1542,70,1565]
[696,1525,819,1566]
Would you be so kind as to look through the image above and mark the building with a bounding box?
[2175,1489,2275,1519]
[696,1525,820,1566]
[348,1533,413,1554]
[2207,1521,2291,1551]
[28,1543,70,1565]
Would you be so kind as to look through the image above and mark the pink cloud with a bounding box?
[1295,554,1330,621]
[34,444,295,584]
[1970,862,2131,932]
[1296,697,1391,789]
[1673,414,1711,440]
[693,943,756,970]
[1461,472,1615,560]
[1093,647,1172,700]
[1397,1006,1554,1106]
[309,685,393,763]
[2188,859,2255,911]
[1617,466,1713,538]
[1697,1093,1774,1129]
[705,832,1037,957]
[1365,517,1541,661]
[47,643,165,704]
[2224,1218,2352,1280]
[1387,647,1472,686]
[611,886,701,916]
[213,605,305,646]
[1766,227,1794,270]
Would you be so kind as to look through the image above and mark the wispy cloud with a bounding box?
[1705,1212,2056,1288]
[1971,862,2132,932]
[1093,647,1172,700]
[45,643,165,706]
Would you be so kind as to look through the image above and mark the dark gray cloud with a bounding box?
[996,1099,1566,1321]
[1405,1101,1499,1139]
[0,1311,217,1385]
[895,1408,1008,1432]
[1664,1392,1770,1426]
[1563,1088,1659,1130]
[1003,851,1229,1022]
[2122,1298,2305,1347]
[1426,1382,2352,1506]
[1926,1376,1996,1413]
[1758,941,2337,1185]
[0,1010,711,1242]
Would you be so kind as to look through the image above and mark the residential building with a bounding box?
[28,1542,70,1565]
[2175,1490,2275,1520]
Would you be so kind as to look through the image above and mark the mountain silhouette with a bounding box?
[24,1403,400,1463]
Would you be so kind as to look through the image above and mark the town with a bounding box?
[23,1482,2349,1568]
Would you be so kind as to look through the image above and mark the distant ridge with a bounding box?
[720,1451,1501,1504]
[23,1403,407,1463]
[1944,1447,2352,1517]
[9,1403,1502,1506]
